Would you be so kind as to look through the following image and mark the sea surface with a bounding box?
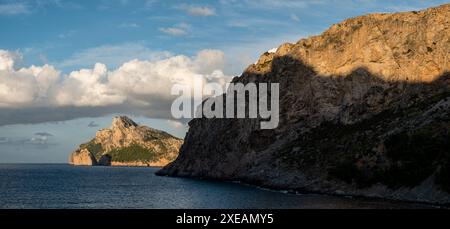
[0,164,431,209]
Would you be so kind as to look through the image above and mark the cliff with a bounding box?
[157,4,450,204]
[69,116,183,167]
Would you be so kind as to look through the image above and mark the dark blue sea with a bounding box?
[0,164,429,209]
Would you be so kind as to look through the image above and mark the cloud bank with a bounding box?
[0,49,231,125]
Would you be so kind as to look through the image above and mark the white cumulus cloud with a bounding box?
[108,49,230,105]
[0,48,232,124]
[0,50,60,107]
[54,63,125,107]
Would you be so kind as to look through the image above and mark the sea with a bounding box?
[0,164,431,209]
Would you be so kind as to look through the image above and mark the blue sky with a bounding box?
[0,0,448,163]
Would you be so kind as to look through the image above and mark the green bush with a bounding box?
[109,144,159,163]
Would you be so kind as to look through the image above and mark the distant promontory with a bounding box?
[69,116,183,167]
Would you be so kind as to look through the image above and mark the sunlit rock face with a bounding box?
[69,116,183,167]
[69,148,97,166]
[158,4,450,204]
[248,4,449,82]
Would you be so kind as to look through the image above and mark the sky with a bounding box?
[0,0,448,163]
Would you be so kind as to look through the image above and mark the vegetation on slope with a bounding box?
[108,143,161,163]
[80,140,171,163]
[278,91,450,191]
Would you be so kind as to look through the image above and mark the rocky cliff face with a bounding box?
[68,148,97,166]
[157,4,450,204]
[69,116,183,167]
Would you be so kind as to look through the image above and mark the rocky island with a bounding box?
[69,116,183,167]
[158,4,450,204]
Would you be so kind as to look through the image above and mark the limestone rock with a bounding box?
[69,148,97,166]
[69,116,183,167]
[157,4,450,204]
[245,4,449,83]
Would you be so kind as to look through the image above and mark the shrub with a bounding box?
[109,144,159,163]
